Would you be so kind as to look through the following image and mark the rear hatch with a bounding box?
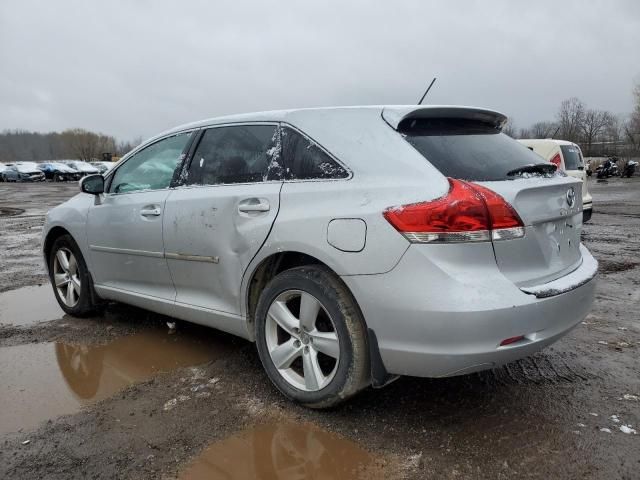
[386,107,583,287]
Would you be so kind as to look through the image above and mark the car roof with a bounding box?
[153,105,507,139]
[125,105,506,187]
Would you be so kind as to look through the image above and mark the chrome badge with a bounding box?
[566,187,576,208]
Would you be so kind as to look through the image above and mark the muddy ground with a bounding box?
[0,178,638,479]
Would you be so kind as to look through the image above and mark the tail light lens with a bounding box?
[383,178,524,243]
[500,335,525,346]
[550,153,562,168]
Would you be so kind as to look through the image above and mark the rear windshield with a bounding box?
[399,118,546,181]
[560,145,583,170]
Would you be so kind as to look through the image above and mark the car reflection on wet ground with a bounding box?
[179,422,380,480]
[0,329,228,435]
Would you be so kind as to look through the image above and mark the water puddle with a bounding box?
[179,422,381,480]
[0,330,229,435]
[0,284,64,326]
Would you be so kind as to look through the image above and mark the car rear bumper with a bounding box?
[342,242,597,378]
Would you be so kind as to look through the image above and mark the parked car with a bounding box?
[518,139,592,222]
[59,160,100,177]
[0,162,7,181]
[42,106,597,408]
[37,162,81,181]
[2,162,46,182]
[90,161,116,173]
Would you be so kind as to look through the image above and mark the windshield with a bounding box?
[399,118,546,181]
[560,145,583,170]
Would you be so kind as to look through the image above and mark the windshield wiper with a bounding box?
[506,163,557,177]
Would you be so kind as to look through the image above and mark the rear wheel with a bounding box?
[48,234,99,316]
[255,266,369,408]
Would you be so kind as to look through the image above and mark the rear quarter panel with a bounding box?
[241,109,452,317]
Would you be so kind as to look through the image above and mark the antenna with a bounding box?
[417,78,437,105]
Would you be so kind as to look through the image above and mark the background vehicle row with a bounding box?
[0,160,114,182]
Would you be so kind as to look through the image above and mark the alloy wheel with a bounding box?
[53,247,81,307]
[265,290,340,391]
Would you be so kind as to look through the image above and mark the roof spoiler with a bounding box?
[381,105,508,131]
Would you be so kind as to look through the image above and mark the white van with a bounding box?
[518,139,592,222]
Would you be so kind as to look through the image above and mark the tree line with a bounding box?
[0,129,141,163]
[504,81,640,158]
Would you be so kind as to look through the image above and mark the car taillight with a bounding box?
[550,153,562,168]
[383,178,525,243]
[499,335,525,346]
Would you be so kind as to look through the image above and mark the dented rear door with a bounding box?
[162,124,282,322]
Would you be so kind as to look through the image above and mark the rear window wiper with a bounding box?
[506,163,557,177]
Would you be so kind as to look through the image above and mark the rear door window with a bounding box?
[281,127,349,180]
[185,125,281,185]
[560,145,583,170]
[399,118,546,181]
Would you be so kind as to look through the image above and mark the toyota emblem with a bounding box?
[566,187,576,208]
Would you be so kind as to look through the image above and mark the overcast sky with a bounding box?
[1,0,639,140]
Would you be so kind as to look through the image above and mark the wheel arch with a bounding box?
[43,226,73,271]
[243,250,394,387]
[245,251,328,335]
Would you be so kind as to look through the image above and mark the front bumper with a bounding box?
[342,242,597,378]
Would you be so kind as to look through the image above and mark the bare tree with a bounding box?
[581,109,614,156]
[60,129,117,161]
[502,118,518,138]
[117,136,143,157]
[625,81,640,154]
[518,127,531,139]
[556,97,585,143]
[0,129,121,162]
[528,121,558,139]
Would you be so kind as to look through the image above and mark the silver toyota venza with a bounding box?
[43,106,597,408]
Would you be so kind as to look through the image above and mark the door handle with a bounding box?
[140,206,162,217]
[238,199,270,213]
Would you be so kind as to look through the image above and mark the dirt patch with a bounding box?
[0,183,78,293]
[598,259,638,274]
[0,207,24,217]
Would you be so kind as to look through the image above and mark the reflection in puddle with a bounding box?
[180,422,379,480]
[0,284,64,326]
[0,330,229,435]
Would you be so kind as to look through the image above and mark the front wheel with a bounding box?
[255,266,369,408]
[48,234,99,316]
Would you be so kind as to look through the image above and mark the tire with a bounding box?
[48,234,99,316]
[255,265,369,408]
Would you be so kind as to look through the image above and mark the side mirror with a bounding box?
[80,174,104,195]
